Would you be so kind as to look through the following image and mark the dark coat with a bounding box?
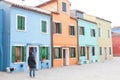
[28,53,36,68]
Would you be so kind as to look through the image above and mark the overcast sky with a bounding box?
[6,0,120,27]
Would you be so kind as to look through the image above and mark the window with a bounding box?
[100,47,102,55]
[40,47,49,60]
[12,46,26,63]
[91,29,95,37]
[92,47,95,56]
[54,47,62,59]
[108,30,110,38]
[70,47,76,58]
[76,12,83,18]
[80,26,85,35]
[69,26,75,36]
[54,22,62,34]
[17,15,25,31]
[109,47,111,55]
[62,2,67,12]
[98,28,101,37]
[80,46,85,56]
[41,20,47,33]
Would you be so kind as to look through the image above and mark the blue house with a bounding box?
[78,18,98,64]
[0,1,52,72]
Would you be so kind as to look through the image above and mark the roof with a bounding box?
[36,0,71,8]
[96,17,112,23]
[71,9,84,14]
[3,0,51,16]
[36,0,57,7]
[112,32,120,37]
[112,26,120,29]
[77,17,97,24]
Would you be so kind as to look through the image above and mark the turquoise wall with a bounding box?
[78,19,98,64]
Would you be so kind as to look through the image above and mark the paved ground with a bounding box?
[0,57,120,80]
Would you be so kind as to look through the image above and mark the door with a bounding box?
[87,46,90,61]
[104,47,107,60]
[63,49,66,66]
[62,48,69,66]
[28,46,39,69]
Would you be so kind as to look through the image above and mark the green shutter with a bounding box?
[59,48,62,58]
[17,16,22,30]
[22,46,26,62]
[46,47,49,60]
[42,47,45,59]
[39,47,46,60]
[21,17,25,30]
[74,48,76,57]
[42,21,47,32]
[73,26,75,35]
[12,46,16,63]
[59,23,62,33]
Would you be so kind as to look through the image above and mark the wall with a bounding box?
[0,2,11,71]
[96,18,113,61]
[9,7,52,72]
[78,19,98,63]
[0,9,3,70]
[112,36,120,56]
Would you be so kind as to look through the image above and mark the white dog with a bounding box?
[6,67,16,72]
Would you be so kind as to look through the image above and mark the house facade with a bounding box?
[96,17,113,61]
[78,19,98,64]
[112,32,120,56]
[38,0,78,67]
[0,1,52,72]
[84,14,113,62]
[71,10,98,64]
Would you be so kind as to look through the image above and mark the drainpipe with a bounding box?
[77,19,80,64]
[51,13,53,67]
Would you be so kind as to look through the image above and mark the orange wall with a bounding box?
[39,0,78,67]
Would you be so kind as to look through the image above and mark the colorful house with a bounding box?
[78,18,98,64]
[37,0,78,67]
[71,10,98,64]
[0,1,52,71]
[96,17,113,61]
[112,31,120,56]
[83,13,113,62]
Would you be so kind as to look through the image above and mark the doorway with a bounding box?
[62,48,69,66]
[87,46,90,61]
[104,47,107,60]
[28,46,39,69]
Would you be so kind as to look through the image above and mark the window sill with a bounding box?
[13,62,24,64]
[54,58,62,60]
[70,57,76,59]
[69,35,76,37]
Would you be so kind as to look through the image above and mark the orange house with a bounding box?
[37,0,78,67]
